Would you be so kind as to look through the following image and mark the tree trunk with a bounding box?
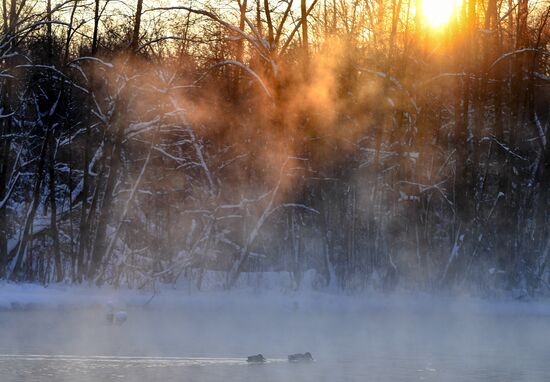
[130,0,144,52]
[63,0,80,64]
[10,129,50,280]
[76,126,91,282]
[48,129,63,282]
[301,0,309,56]
[88,99,126,281]
[92,0,100,55]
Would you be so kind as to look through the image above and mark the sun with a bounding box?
[420,0,460,28]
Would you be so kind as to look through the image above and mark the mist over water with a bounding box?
[1,296,550,382]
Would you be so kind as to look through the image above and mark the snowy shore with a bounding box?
[2,271,550,318]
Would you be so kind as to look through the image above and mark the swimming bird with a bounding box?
[288,352,313,362]
[113,310,128,325]
[106,303,127,325]
[247,354,266,363]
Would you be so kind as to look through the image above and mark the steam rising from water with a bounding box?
[1,294,550,381]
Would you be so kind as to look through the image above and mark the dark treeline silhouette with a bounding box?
[0,0,549,295]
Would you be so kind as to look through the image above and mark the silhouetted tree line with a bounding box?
[0,0,549,296]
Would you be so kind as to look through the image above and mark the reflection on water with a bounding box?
[0,354,286,382]
[0,300,549,381]
[1,352,548,382]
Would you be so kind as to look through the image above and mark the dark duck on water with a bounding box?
[247,354,266,363]
[288,352,313,362]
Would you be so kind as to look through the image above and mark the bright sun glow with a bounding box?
[421,0,460,28]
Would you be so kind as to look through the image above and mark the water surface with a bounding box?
[1,297,549,381]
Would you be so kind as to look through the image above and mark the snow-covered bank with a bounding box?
[2,272,550,318]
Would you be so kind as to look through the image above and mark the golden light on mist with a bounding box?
[420,0,460,28]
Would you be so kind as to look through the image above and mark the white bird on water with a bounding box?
[106,302,128,325]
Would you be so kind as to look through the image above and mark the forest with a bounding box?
[0,0,549,295]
